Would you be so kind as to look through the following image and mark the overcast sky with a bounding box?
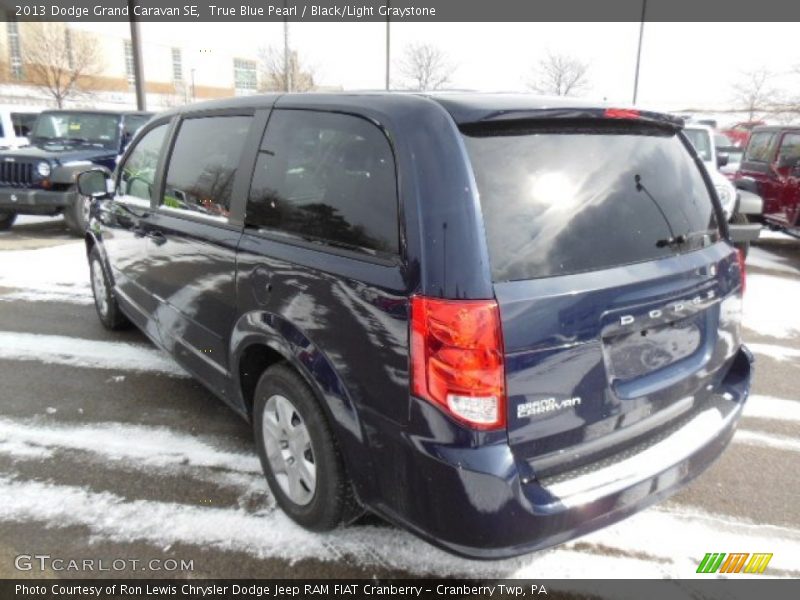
[93,21,799,111]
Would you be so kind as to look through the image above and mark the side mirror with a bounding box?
[77,169,111,198]
[777,155,800,170]
[717,153,729,168]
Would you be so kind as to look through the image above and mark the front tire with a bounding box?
[730,212,751,257]
[64,192,92,236]
[0,211,16,231]
[253,364,357,531]
[89,248,130,330]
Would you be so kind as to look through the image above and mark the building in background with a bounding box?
[0,18,263,111]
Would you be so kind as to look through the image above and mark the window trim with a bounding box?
[153,109,261,228]
[114,119,173,208]
[244,107,403,261]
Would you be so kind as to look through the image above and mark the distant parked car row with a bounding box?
[684,122,762,254]
[0,104,42,150]
[0,108,152,234]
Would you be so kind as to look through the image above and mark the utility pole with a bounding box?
[284,1,292,92]
[385,1,391,90]
[632,0,647,105]
[127,0,146,110]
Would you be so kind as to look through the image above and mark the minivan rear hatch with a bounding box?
[461,116,744,479]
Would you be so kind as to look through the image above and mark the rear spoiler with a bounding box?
[466,107,685,130]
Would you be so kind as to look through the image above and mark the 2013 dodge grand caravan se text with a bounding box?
[77,93,752,559]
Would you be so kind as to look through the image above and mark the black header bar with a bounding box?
[1,0,800,22]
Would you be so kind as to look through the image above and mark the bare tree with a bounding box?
[258,45,316,92]
[397,43,453,91]
[21,23,102,108]
[731,68,778,121]
[527,52,590,97]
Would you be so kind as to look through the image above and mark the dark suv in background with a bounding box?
[0,109,151,234]
[78,93,751,558]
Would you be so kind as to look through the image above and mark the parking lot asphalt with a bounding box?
[0,216,799,580]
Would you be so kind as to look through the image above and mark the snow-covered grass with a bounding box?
[0,332,186,377]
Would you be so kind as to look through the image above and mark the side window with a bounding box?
[162,116,252,219]
[119,124,168,201]
[122,114,150,140]
[10,112,36,137]
[744,132,776,162]
[246,110,399,255]
[778,133,800,162]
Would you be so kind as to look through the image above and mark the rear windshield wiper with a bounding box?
[634,174,679,246]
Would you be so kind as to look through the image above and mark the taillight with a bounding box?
[410,296,506,430]
[604,108,640,119]
[737,249,746,294]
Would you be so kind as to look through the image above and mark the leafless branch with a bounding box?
[730,68,778,121]
[258,45,316,92]
[397,43,454,91]
[527,52,590,97]
[22,23,103,108]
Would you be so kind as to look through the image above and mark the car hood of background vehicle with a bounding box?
[0,142,115,164]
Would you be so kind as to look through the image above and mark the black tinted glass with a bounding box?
[11,112,36,137]
[462,122,720,281]
[246,110,399,255]
[163,116,252,219]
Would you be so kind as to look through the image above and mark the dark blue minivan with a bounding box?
[78,93,752,558]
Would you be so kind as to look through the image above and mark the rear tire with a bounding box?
[89,247,130,330]
[730,212,751,257]
[253,363,358,531]
[64,191,92,236]
[0,211,16,231]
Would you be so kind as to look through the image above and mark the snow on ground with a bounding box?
[0,471,799,579]
[0,332,186,377]
[748,246,799,276]
[0,241,91,303]
[0,399,796,577]
[743,395,800,422]
[743,273,800,339]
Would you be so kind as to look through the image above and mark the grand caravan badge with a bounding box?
[517,396,582,418]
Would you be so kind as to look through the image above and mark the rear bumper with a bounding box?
[0,187,76,213]
[366,345,752,559]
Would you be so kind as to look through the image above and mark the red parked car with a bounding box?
[721,120,766,148]
[737,126,800,236]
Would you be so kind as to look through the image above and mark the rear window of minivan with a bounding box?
[462,121,720,282]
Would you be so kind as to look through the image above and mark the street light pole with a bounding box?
[127,0,146,110]
[632,0,647,105]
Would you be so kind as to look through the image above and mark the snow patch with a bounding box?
[749,343,800,362]
[0,476,798,578]
[744,395,800,423]
[735,430,800,453]
[0,242,91,302]
[743,274,800,339]
[0,417,261,475]
[0,332,187,377]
